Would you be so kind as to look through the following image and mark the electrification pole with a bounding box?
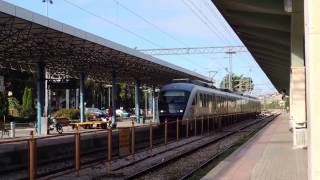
[225,50,236,91]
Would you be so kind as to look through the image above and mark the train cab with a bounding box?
[158,83,193,123]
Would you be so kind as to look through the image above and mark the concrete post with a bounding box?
[80,73,85,123]
[66,89,70,109]
[112,70,117,125]
[305,0,320,179]
[290,0,307,148]
[135,80,141,123]
[36,63,45,135]
[10,122,15,138]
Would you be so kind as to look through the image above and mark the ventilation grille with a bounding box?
[295,128,307,148]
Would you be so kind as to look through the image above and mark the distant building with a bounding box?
[258,92,285,109]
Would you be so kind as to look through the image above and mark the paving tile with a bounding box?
[202,113,307,180]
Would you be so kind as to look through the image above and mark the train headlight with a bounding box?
[160,110,164,113]
[179,110,183,113]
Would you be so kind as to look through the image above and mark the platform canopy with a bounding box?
[212,0,291,92]
[0,0,210,86]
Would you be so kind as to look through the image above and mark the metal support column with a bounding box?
[36,63,45,135]
[66,89,70,109]
[145,90,148,117]
[108,86,111,107]
[135,80,141,123]
[44,72,51,117]
[75,88,79,109]
[112,70,117,125]
[152,87,156,122]
[80,73,85,123]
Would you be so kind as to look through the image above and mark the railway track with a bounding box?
[122,113,279,180]
[178,115,277,180]
[36,114,279,180]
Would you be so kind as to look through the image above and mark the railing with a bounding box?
[0,112,256,180]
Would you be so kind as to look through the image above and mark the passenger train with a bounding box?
[159,79,261,125]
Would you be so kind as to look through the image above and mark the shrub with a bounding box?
[85,112,94,121]
[53,108,80,120]
[22,87,34,118]
[8,97,23,117]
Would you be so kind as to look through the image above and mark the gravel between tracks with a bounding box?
[134,116,275,180]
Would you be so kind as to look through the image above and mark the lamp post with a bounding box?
[42,0,53,17]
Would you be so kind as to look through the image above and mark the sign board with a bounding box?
[118,128,131,156]
[0,76,4,92]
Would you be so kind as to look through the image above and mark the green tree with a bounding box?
[22,87,34,117]
[118,82,134,110]
[22,87,28,110]
[220,74,254,93]
[8,97,23,117]
[0,91,9,118]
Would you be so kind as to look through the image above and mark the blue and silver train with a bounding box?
[159,79,261,124]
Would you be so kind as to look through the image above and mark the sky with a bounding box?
[3,0,277,96]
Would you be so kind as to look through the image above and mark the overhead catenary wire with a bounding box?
[64,0,163,48]
[110,0,205,70]
[187,0,233,45]
[63,0,208,72]
[112,0,190,47]
[111,0,228,75]
[181,0,231,45]
[200,0,237,44]
[63,0,242,80]
[180,0,234,71]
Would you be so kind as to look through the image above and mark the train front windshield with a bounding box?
[159,91,190,115]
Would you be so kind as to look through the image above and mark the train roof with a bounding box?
[161,81,259,101]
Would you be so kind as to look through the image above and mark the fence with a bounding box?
[0,112,255,180]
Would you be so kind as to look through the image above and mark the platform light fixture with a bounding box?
[42,0,53,17]
[42,0,53,4]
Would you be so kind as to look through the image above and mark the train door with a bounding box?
[188,92,196,121]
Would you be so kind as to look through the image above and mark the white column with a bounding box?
[305,0,320,179]
[290,0,307,148]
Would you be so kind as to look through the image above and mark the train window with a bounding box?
[159,91,190,114]
[212,95,216,112]
[192,93,197,106]
[204,94,209,107]
[209,95,211,113]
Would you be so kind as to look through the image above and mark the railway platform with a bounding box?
[202,113,307,180]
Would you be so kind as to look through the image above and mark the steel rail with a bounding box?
[179,113,279,180]
[124,114,279,180]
